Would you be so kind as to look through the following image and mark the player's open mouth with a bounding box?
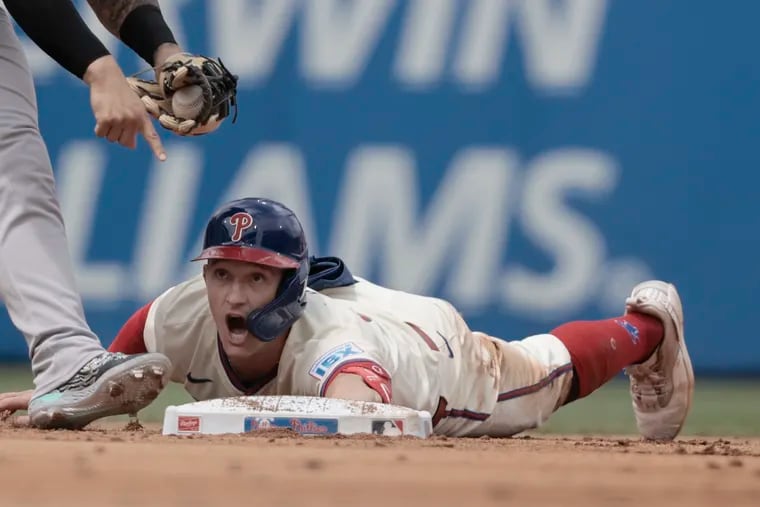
[225,314,248,345]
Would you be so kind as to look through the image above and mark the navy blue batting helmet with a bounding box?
[193,197,309,341]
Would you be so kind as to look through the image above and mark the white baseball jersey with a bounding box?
[143,275,573,437]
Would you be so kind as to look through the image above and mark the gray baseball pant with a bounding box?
[0,7,105,397]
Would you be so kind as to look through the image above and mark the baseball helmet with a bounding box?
[193,197,309,341]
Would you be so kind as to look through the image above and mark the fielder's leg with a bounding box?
[0,7,102,397]
[0,9,169,428]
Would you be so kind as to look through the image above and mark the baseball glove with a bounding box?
[127,53,238,136]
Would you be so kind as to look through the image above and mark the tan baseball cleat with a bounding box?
[624,280,695,441]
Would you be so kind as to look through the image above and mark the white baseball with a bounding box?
[171,85,204,120]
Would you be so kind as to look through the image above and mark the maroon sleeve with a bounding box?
[108,302,154,354]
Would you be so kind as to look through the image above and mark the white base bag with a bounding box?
[162,395,433,438]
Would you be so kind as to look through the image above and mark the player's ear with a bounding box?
[202,262,209,280]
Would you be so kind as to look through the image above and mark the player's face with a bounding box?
[203,259,284,356]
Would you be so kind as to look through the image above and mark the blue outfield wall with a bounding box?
[0,1,758,374]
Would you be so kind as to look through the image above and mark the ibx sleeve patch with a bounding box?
[308,342,366,379]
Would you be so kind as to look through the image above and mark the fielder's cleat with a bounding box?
[107,381,124,397]
[28,352,171,430]
[624,281,695,441]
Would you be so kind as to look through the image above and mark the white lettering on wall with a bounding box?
[56,142,127,303]
[501,148,618,316]
[210,0,298,85]
[301,0,396,87]
[133,144,203,300]
[330,145,516,307]
[51,140,639,325]
[23,0,608,93]
[394,0,457,87]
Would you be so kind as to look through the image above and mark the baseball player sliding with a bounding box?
[0,0,236,429]
[1,198,694,440]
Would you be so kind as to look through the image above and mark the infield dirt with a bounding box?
[1,422,758,507]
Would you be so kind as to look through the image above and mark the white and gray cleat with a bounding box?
[29,352,171,430]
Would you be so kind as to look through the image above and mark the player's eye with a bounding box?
[251,272,266,283]
[214,269,229,280]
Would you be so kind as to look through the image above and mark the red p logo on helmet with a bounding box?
[229,212,254,241]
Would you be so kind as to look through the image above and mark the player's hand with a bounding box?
[84,55,167,161]
[0,389,32,427]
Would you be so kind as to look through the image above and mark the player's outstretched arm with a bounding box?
[85,1,181,68]
[4,0,170,159]
[4,0,110,79]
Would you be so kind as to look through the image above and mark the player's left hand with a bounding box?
[0,389,32,427]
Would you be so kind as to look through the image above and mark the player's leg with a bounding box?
[429,299,578,437]
[0,9,170,428]
[0,7,103,397]
[462,332,575,437]
[465,280,693,440]
[551,280,694,440]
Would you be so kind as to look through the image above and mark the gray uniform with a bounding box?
[0,7,105,397]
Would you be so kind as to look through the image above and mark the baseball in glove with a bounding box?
[127,53,238,136]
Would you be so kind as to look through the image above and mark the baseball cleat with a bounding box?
[28,352,171,430]
[624,280,695,441]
